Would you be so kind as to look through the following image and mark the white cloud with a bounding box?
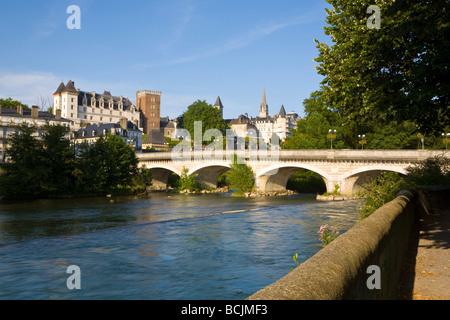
[0,72,60,106]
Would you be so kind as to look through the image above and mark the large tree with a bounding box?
[78,134,139,192]
[177,100,228,144]
[0,124,44,198]
[314,0,449,135]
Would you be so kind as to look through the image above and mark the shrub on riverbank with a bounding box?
[177,168,203,192]
[225,155,255,195]
[357,172,403,220]
[357,155,450,220]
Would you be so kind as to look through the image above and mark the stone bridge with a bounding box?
[137,150,449,196]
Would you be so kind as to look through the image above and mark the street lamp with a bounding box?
[328,129,337,149]
[417,133,425,150]
[358,134,367,150]
[442,133,450,150]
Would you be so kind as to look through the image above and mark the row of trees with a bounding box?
[0,124,152,199]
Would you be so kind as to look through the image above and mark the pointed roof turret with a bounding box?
[279,105,286,118]
[63,80,78,94]
[214,96,223,109]
[54,82,66,95]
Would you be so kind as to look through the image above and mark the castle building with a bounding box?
[53,80,141,131]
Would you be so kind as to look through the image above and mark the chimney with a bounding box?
[55,109,62,119]
[17,104,23,115]
[120,117,128,130]
[31,105,39,118]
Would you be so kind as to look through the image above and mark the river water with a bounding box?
[0,193,360,300]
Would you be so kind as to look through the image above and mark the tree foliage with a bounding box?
[0,124,147,199]
[0,98,30,110]
[226,155,255,194]
[177,168,202,192]
[357,172,404,220]
[177,100,228,143]
[0,124,45,198]
[314,0,449,135]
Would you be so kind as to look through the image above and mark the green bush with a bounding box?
[357,155,450,220]
[357,172,403,220]
[177,168,202,192]
[403,155,450,189]
[225,155,255,195]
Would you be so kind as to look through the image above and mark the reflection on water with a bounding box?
[0,193,360,300]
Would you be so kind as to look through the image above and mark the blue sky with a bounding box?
[0,0,331,119]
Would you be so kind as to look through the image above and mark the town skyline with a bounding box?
[0,1,331,120]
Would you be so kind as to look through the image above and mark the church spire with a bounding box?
[259,87,268,118]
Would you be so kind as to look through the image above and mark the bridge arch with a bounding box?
[142,164,182,190]
[189,163,231,189]
[342,166,407,195]
[255,163,332,193]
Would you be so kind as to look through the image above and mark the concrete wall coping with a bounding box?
[247,190,415,300]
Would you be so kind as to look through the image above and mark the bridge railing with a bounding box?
[137,149,449,162]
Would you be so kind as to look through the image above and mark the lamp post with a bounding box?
[417,133,424,150]
[443,133,450,150]
[358,134,367,150]
[328,129,336,150]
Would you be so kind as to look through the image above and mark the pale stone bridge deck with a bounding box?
[137,150,449,195]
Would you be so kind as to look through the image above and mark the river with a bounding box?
[0,192,360,300]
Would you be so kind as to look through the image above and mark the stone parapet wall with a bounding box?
[248,190,418,300]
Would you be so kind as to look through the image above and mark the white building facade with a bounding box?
[237,89,300,145]
[53,80,141,131]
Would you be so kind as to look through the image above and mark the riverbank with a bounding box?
[148,186,300,197]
